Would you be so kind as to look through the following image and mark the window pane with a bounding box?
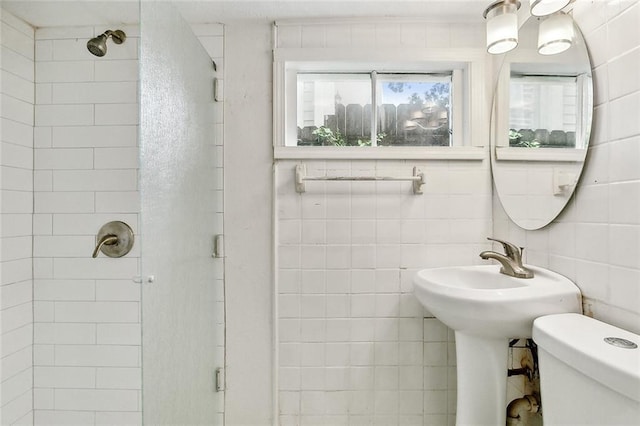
[297,74,371,146]
[509,75,577,148]
[377,75,452,146]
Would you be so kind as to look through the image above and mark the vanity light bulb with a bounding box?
[529,0,570,16]
[538,12,574,55]
[484,0,521,55]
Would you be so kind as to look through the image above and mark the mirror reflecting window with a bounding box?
[490,13,593,230]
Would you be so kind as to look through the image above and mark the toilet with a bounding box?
[533,313,640,425]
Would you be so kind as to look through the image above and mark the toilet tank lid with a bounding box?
[533,313,640,403]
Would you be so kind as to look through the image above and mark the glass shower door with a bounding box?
[139,2,222,424]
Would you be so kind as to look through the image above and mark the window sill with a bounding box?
[274,146,487,161]
[495,147,587,162]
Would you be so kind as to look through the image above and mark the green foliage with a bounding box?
[312,126,345,146]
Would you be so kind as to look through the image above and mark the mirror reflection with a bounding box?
[491,12,593,230]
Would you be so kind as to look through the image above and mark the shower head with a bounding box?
[87,29,126,57]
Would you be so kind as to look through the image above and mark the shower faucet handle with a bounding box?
[92,221,134,258]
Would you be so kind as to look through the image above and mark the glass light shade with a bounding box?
[538,13,574,55]
[529,0,571,16]
[484,1,520,55]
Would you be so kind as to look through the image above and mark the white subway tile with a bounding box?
[609,266,640,313]
[35,61,94,83]
[97,324,141,345]
[2,389,32,425]
[36,83,53,105]
[96,367,141,389]
[54,388,138,411]
[34,366,96,388]
[34,148,94,170]
[95,191,140,213]
[608,48,640,101]
[35,191,95,213]
[2,22,34,60]
[95,280,140,301]
[1,368,32,405]
[95,103,140,125]
[94,59,138,82]
[34,279,95,301]
[34,323,96,345]
[1,70,35,103]
[52,125,137,148]
[54,301,139,323]
[1,47,34,81]
[33,344,54,366]
[33,170,52,191]
[36,26,94,40]
[54,345,139,367]
[53,257,138,280]
[609,182,640,225]
[35,104,94,126]
[1,235,31,261]
[53,169,137,191]
[0,302,31,333]
[33,388,54,410]
[609,91,640,142]
[34,410,94,425]
[33,214,53,235]
[0,280,32,310]
[52,213,138,235]
[95,411,142,426]
[607,2,640,59]
[1,94,33,126]
[608,225,640,268]
[1,118,33,147]
[94,147,138,170]
[52,81,137,104]
[1,324,31,360]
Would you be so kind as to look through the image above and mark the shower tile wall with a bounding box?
[32,25,141,426]
[1,10,35,426]
[494,1,640,334]
[28,23,225,425]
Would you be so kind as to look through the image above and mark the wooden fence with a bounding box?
[298,103,451,147]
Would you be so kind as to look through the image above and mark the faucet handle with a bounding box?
[486,237,522,259]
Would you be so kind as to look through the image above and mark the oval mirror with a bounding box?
[490,12,593,230]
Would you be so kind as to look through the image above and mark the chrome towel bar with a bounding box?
[295,164,426,195]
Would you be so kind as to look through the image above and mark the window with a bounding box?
[296,72,453,147]
[273,46,487,160]
[509,74,580,148]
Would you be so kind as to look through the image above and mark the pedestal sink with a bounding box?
[413,265,582,426]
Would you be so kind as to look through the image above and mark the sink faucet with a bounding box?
[480,237,534,279]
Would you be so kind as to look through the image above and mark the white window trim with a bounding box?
[273,44,488,160]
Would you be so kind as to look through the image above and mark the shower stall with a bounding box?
[0,1,224,424]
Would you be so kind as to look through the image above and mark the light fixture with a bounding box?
[529,0,571,16]
[484,0,521,55]
[538,12,574,55]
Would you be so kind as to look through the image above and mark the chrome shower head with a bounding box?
[87,29,126,57]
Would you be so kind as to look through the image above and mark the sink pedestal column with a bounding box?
[454,332,508,426]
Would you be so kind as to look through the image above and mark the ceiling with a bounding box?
[2,0,489,27]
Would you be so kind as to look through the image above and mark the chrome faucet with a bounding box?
[480,237,534,279]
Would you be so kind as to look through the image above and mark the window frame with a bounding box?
[273,46,487,160]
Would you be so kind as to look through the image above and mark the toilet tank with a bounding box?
[533,313,640,425]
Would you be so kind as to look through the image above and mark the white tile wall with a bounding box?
[277,159,491,426]
[27,21,226,425]
[30,24,142,425]
[1,10,34,426]
[494,1,640,335]
[274,20,491,426]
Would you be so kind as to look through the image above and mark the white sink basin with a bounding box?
[413,264,582,426]
[413,264,582,338]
